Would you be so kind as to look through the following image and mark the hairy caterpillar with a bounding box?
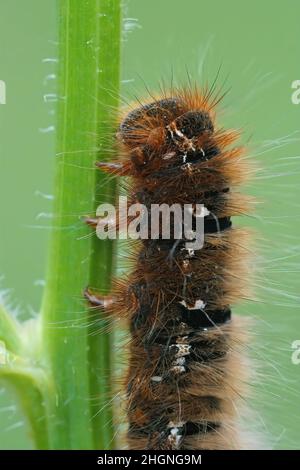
[85,85,255,450]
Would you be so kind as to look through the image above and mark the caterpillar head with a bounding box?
[118,97,216,171]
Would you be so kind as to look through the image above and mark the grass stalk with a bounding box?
[41,0,121,449]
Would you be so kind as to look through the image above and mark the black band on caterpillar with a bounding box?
[146,216,232,254]
[178,306,231,329]
[131,303,231,334]
[129,421,220,438]
[204,216,232,233]
[139,307,232,337]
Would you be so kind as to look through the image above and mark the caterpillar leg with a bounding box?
[83,286,114,310]
[83,216,99,228]
[96,161,128,176]
[82,215,118,232]
[83,212,136,233]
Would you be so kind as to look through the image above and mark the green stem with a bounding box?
[41,0,121,449]
[88,0,121,450]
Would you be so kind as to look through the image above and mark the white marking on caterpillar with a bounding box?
[168,420,185,429]
[174,356,186,366]
[181,162,192,171]
[179,299,206,309]
[172,343,191,357]
[175,128,184,138]
[187,248,195,257]
[180,247,195,257]
[167,421,185,448]
[170,365,186,374]
[163,152,176,160]
[194,299,206,309]
[169,336,191,374]
[186,206,210,217]
[167,125,174,138]
[176,335,189,344]
[151,376,163,382]
[168,427,182,448]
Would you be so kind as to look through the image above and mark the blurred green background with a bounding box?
[0,0,299,449]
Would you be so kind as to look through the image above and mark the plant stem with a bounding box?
[41,0,121,449]
[88,0,121,450]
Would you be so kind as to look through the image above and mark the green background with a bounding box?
[0,0,299,449]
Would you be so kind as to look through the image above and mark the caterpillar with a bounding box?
[85,85,255,450]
